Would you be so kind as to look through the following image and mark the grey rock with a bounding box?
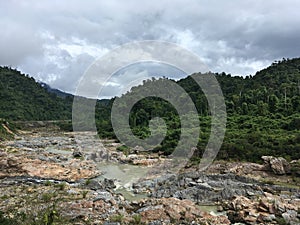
[148,221,163,225]
[262,156,291,175]
[137,205,164,213]
[73,150,83,158]
[103,178,116,189]
[94,191,113,202]
[196,182,213,190]
[263,214,276,221]
[282,210,299,225]
[38,156,49,161]
[84,178,116,191]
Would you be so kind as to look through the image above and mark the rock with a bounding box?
[38,156,49,162]
[73,150,83,158]
[135,197,225,224]
[263,214,276,222]
[217,205,224,212]
[134,173,264,204]
[275,201,286,213]
[0,150,7,157]
[262,156,291,175]
[282,210,299,225]
[103,178,116,189]
[197,182,213,190]
[132,158,159,166]
[132,145,145,152]
[224,194,300,225]
[94,191,113,202]
[147,221,162,225]
[269,204,277,214]
[84,178,116,191]
[244,215,257,223]
[7,157,19,167]
[258,199,269,212]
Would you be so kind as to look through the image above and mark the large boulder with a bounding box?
[262,156,291,175]
[72,150,83,158]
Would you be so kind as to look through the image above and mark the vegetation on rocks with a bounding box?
[0,118,16,140]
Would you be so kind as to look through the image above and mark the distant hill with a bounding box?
[1,58,299,121]
[39,82,73,99]
[0,66,73,120]
[0,66,112,123]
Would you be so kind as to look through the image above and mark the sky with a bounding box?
[1,0,300,98]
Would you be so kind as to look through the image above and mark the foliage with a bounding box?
[0,119,15,140]
[132,214,143,224]
[1,58,300,162]
[110,214,124,222]
[97,58,300,162]
[0,66,73,120]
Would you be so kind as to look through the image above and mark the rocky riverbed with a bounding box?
[0,127,299,224]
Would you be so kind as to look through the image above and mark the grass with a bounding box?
[41,193,54,202]
[81,190,89,199]
[110,214,124,223]
[45,180,52,186]
[85,179,91,186]
[55,182,67,191]
[132,214,144,224]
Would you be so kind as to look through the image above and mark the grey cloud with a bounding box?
[1,0,300,96]
[0,20,44,66]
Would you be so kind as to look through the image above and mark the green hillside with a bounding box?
[0,58,299,162]
[99,58,300,162]
[0,66,73,120]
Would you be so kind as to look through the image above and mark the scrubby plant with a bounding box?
[45,180,52,186]
[132,214,143,224]
[81,190,89,199]
[55,182,67,191]
[110,214,124,222]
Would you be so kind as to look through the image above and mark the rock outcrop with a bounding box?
[134,197,230,224]
[133,173,265,204]
[224,193,300,225]
[262,156,291,175]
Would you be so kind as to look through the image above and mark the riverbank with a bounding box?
[0,128,299,224]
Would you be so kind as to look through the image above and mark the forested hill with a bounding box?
[177,58,300,116]
[0,59,299,161]
[106,58,300,162]
[0,58,299,121]
[0,66,73,120]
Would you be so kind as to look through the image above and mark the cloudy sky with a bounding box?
[1,0,300,97]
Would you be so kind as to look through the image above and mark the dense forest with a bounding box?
[99,58,300,162]
[0,58,299,162]
[0,66,73,120]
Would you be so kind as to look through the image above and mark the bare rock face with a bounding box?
[224,194,300,225]
[262,156,291,175]
[136,197,230,225]
[0,151,100,181]
[0,150,27,176]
